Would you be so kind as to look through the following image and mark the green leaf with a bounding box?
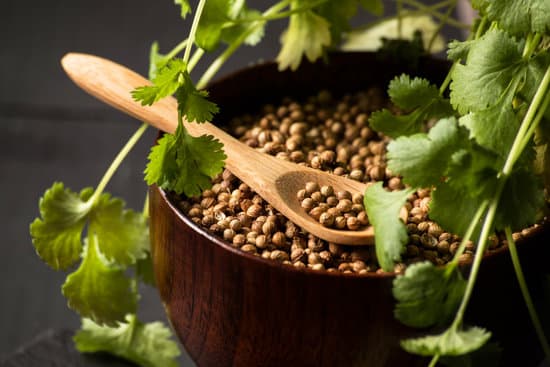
[221,7,266,47]
[430,146,498,237]
[364,183,414,271]
[369,76,453,138]
[495,168,544,231]
[521,51,550,104]
[144,133,178,188]
[176,73,219,123]
[132,59,187,106]
[144,123,226,197]
[389,75,449,112]
[401,326,491,356]
[387,118,466,188]
[450,29,523,114]
[174,0,191,19]
[74,315,180,367]
[277,1,331,71]
[474,0,550,36]
[393,262,466,328]
[196,0,264,51]
[342,15,445,53]
[30,183,92,270]
[447,39,474,62]
[89,194,149,266]
[62,235,137,326]
[459,80,521,158]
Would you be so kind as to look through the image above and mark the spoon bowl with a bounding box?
[61,52,375,245]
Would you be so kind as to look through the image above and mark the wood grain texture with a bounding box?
[149,53,549,366]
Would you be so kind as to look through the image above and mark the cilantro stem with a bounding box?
[505,227,550,360]
[397,0,403,38]
[426,0,456,53]
[428,354,440,367]
[197,1,289,89]
[88,123,149,206]
[450,179,505,332]
[182,0,207,65]
[449,200,489,267]
[522,33,542,59]
[506,65,550,172]
[165,39,189,61]
[223,0,329,24]
[474,17,488,40]
[439,62,456,95]
[519,88,550,155]
[400,0,470,30]
[188,48,205,72]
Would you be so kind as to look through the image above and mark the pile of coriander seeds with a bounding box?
[173,87,512,274]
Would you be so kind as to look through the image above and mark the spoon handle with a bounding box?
[61,52,286,184]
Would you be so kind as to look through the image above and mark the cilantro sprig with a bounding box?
[365,3,550,362]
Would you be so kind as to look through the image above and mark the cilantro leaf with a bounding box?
[401,326,491,356]
[132,59,187,106]
[389,75,442,110]
[221,6,266,47]
[430,146,498,237]
[364,183,414,271]
[89,194,149,266]
[474,0,550,36]
[174,0,191,19]
[196,0,264,51]
[447,39,474,62]
[144,133,178,188]
[450,29,523,114]
[430,182,483,238]
[30,183,92,270]
[74,315,180,367]
[62,235,137,326]
[520,51,550,104]
[459,80,521,159]
[144,123,226,197]
[387,118,466,188]
[277,1,331,71]
[176,73,219,123]
[495,168,544,231]
[370,76,454,138]
[393,262,466,328]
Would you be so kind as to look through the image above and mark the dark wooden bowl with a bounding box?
[149,52,550,367]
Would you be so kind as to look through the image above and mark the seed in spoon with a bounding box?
[298,183,369,231]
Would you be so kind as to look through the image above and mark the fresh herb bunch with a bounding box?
[364,1,550,364]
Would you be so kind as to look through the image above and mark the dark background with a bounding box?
[0,0,474,366]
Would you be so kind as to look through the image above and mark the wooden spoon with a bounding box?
[61,52,376,245]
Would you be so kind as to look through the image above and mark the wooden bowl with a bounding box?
[149,52,550,367]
